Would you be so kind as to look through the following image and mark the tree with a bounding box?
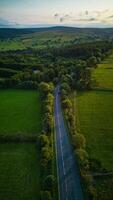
[39,82,51,95]
[72,134,86,149]
[44,175,56,191]
[62,98,72,109]
[61,82,71,93]
[45,105,52,114]
[41,146,52,162]
[39,82,54,96]
[75,148,89,170]
[87,56,97,68]
[40,191,52,200]
[43,113,53,133]
[38,134,49,149]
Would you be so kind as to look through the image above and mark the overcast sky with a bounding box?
[0,0,113,27]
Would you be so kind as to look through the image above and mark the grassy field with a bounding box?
[76,53,113,199]
[0,39,26,51]
[92,53,113,90]
[0,90,42,135]
[0,143,40,200]
[76,91,113,171]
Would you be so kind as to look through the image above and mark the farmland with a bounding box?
[76,91,113,171]
[0,27,113,199]
[0,90,42,200]
[0,143,40,200]
[0,90,42,135]
[75,52,113,199]
[92,53,113,90]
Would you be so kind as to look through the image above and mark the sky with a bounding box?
[0,0,113,27]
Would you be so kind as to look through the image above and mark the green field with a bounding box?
[0,90,42,135]
[0,143,40,200]
[76,91,113,171]
[76,52,113,199]
[0,39,26,51]
[92,53,113,90]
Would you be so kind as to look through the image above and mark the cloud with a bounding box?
[108,15,113,18]
[54,13,59,18]
[0,18,10,26]
[0,18,19,27]
[54,9,113,25]
[85,10,89,16]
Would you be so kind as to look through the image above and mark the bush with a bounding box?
[72,134,86,149]
[38,134,49,149]
[39,82,54,96]
[75,148,89,170]
[43,175,56,192]
[41,146,52,162]
[62,98,72,109]
[45,105,52,114]
[87,185,97,200]
[40,190,52,200]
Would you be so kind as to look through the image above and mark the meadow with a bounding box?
[0,143,40,200]
[92,53,113,90]
[0,90,42,135]
[75,52,113,199]
[76,91,113,171]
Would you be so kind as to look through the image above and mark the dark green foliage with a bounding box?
[40,190,52,200]
[44,175,56,192]
[72,134,86,149]
[0,68,18,78]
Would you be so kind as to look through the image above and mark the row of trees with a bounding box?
[38,82,57,200]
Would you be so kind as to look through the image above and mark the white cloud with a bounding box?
[54,9,113,25]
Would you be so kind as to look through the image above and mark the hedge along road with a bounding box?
[54,87,84,200]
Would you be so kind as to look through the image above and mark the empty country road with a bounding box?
[54,87,84,200]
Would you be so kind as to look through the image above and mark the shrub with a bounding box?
[62,98,72,109]
[75,148,89,170]
[39,134,49,149]
[72,134,86,149]
[41,146,52,162]
[87,185,97,200]
[43,175,56,192]
[40,190,52,200]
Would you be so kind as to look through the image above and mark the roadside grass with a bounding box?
[92,53,113,90]
[76,91,113,171]
[0,90,42,135]
[0,143,40,200]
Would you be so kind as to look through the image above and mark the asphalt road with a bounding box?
[54,87,84,200]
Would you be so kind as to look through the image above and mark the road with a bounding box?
[54,87,84,200]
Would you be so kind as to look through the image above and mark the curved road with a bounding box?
[54,87,84,200]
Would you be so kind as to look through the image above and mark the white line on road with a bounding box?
[56,94,66,176]
[55,93,68,200]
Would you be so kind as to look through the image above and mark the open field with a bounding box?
[76,91,113,171]
[92,53,113,90]
[0,143,40,200]
[0,90,42,135]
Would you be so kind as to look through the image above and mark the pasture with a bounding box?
[76,91,113,171]
[0,143,40,200]
[92,53,113,90]
[0,90,42,135]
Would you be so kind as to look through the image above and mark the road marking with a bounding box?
[55,92,68,200]
[56,94,66,176]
